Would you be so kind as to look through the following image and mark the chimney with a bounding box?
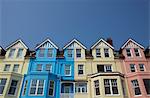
[106,37,113,46]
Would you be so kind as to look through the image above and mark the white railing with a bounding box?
[60,93,74,98]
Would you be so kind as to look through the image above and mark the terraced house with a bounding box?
[0,38,150,98]
[19,38,60,98]
[0,39,30,98]
[120,39,150,98]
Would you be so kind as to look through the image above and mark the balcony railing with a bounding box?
[60,93,74,98]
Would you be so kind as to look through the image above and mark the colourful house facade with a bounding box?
[19,39,60,98]
[0,38,150,98]
[120,39,150,98]
[0,39,30,98]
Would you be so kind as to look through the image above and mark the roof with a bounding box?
[6,39,28,50]
[121,38,144,49]
[36,38,58,50]
[63,39,87,50]
[91,38,114,49]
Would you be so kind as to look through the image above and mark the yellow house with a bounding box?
[87,38,128,98]
[0,39,30,98]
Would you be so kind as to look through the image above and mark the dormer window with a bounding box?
[47,49,53,57]
[67,49,73,57]
[96,48,101,57]
[76,49,81,58]
[17,49,23,58]
[126,48,131,57]
[39,48,45,57]
[104,48,109,57]
[8,49,15,58]
[134,48,140,57]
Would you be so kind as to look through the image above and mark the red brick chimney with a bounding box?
[106,37,113,46]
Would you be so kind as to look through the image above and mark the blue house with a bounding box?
[20,38,60,98]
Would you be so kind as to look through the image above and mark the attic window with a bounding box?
[126,48,131,57]
[134,48,140,57]
[8,49,15,58]
[39,48,45,57]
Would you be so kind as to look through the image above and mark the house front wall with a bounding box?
[88,75,125,98]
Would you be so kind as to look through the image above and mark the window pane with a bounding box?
[9,49,15,58]
[139,64,144,71]
[4,64,10,71]
[0,78,7,94]
[104,48,109,57]
[78,65,83,75]
[48,49,53,57]
[68,49,72,57]
[13,64,19,72]
[143,79,150,94]
[65,65,71,75]
[76,49,81,58]
[97,65,104,72]
[134,48,140,56]
[39,48,45,57]
[36,64,42,71]
[30,88,36,94]
[17,49,23,58]
[96,49,101,57]
[46,64,52,72]
[130,64,135,72]
[126,48,131,57]
[49,81,54,96]
[8,80,18,95]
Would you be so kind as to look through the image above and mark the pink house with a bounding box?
[121,39,150,98]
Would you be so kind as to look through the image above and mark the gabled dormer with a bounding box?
[63,39,86,60]
[121,38,145,60]
[35,38,58,60]
[91,38,114,60]
[5,39,28,60]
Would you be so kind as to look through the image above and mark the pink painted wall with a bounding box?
[121,41,150,98]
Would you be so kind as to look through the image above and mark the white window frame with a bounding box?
[39,48,45,57]
[104,79,119,95]
[22,80,28,96]
[104,48,109,57]
[0,78,7,95]
[94,80,100,95]
[47,48,53,57]
[65,65,71,76]
[131,79,141,96]
[13,64,19,72]
[134,48,141,57]
[96,48,101,57]
[46,64,52,72]
[126,48,132,57]
[8,49,15,58]
[75,82,87,93]
[29,80,45,96]
[67,49,73,57]
[78,64,84,75]
[16,48,23,58]
[4,64,10,71]
[104,65,112,72]
[8,80,18,96]
[48,80,55,96]
[76,49,81,58]
[36,64,42,71]
[139,64,145,71]
[130,64,136,72]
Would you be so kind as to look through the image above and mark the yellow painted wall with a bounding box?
[88,75,126,98]
[0,41,30,98]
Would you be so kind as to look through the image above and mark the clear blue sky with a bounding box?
[0,0,149,50]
